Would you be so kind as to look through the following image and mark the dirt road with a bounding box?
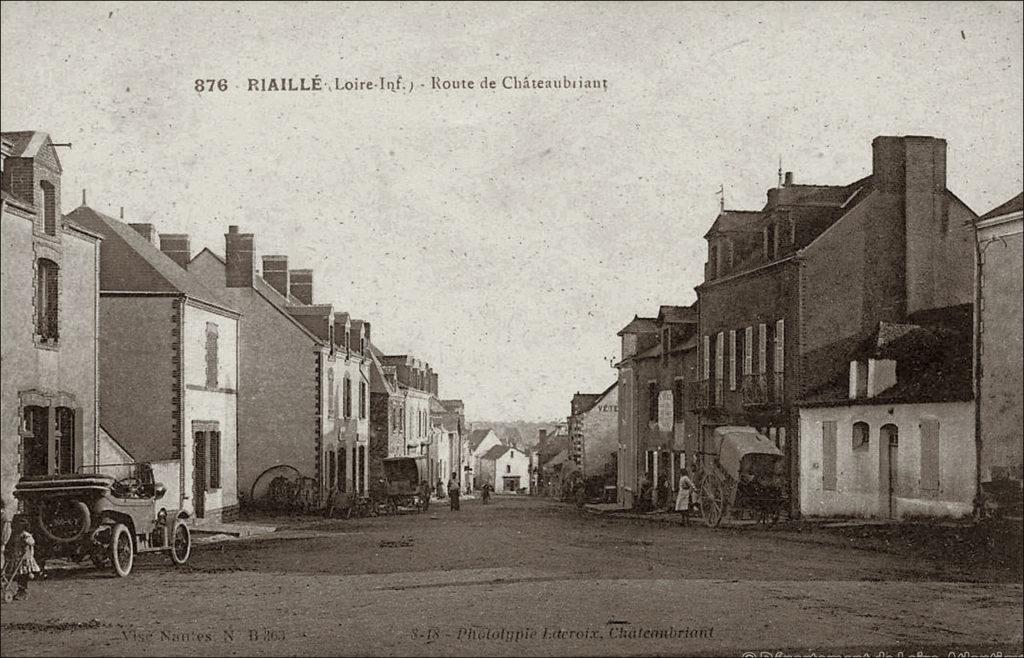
[1,497,1021,656]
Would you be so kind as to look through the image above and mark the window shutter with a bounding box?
[715,332,724,382]
[205,322,219,389]
[728,330,737,391]
[774,320,785,373]
[209,431,221,489]
[744,326,753,376]
[822,421,837,491]
[702,335,710,380]
[758,324,767,374]
[920,419,940,492]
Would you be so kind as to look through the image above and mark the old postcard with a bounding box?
[1,2,1022,657]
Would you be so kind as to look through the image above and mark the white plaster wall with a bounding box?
[799,401,975,519]
[182,303,239,517]
[495,448,531,493]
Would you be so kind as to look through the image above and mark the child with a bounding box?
[9,517,41,600]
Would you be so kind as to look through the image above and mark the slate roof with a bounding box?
[481,444,511,461]
[657,304,697,324]
[616,316,659,336]
[979,192,1023,220]
[0,131,58,166]
[800,304,973,407]
[467,429,496,452]
[572,381,617,416]
[703,210,763,238]
[68,206,238,315]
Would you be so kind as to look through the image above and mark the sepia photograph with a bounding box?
[0,1,1021,656]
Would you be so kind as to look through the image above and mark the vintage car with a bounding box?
[12,462,192,577]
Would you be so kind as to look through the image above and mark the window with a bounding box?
[852,422,869,451]
[328,450,337,489]
[359,382,367,419]
[648,382,659,422]
[327,369,336,417]
[672,379,684,421]
[36,259,59,342]
[56,406,75,474]
[209,431,221,489]
[764,222,776,260]
[701,335,710,381]
[40,180,57,236]
[743,326,753,376]
[758,323,767,374]
[662,328,670,364]
[205,322,219,389]
[22,406,49,476]
[822,421,837,491]
[343,377,352,418]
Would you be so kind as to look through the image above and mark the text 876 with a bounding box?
[195,79,229,92]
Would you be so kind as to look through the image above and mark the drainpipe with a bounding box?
[972,230,985,520]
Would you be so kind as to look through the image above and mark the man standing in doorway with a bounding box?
[447,472,461,511]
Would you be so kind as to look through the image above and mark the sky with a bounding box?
[2,1,1022,422]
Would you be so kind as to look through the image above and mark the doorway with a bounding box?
[879,424,899,518]
[193,431,207,518]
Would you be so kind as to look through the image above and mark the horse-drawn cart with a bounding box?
[381,457,429,515]
[696,426,786,527]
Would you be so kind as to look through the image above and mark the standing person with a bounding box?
[447,472,460,511]
[436,478,445,500]
[675,468,695,526]
[8,517,41,600]
[481,482,491,505]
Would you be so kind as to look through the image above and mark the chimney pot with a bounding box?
[784,171,794,186]
[261,255,290,297]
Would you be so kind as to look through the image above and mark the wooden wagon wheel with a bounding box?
[699,474,725,528]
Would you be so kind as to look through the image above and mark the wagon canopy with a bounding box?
[711,426,783,480]
[382,457,428,485]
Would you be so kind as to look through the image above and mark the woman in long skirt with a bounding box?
[675,468,695,526]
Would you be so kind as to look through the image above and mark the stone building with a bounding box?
[974,192,1023,514]
[190,239,371,507]
[799,306,975,518]
[1,131,102,510]
[568,382,619,484]
[615,304,700,509]
[695,135,978,518]
[68,206,241,521]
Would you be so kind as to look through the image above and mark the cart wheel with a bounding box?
[169,519,191,565]
[3,589,13,603]
[699,476,724,528]
[109,523,134,578]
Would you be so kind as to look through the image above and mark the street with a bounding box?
[1,496,1021,657]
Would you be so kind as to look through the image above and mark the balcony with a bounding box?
[742,373,785,407]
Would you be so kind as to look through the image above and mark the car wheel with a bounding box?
[109,523,134,578]
[169,519,191,565]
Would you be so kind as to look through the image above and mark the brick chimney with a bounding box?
[871,135,950,315]
[225,225,255,288]
[129,223,159,246]
[289,269,313,304]
[159,233,191,269]
[262,255,289,297]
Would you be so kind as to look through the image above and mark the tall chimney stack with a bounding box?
[261,255,290,297]
[784,171,794,186]
[159,233,191,268]
[225,225,255,288]
[129,223,159,246]
[289,269,313,304]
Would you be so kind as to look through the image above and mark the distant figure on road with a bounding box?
[436,478,445,500]
[675,469,695,526]
[447,473,460,511]
[481,482,491,505]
